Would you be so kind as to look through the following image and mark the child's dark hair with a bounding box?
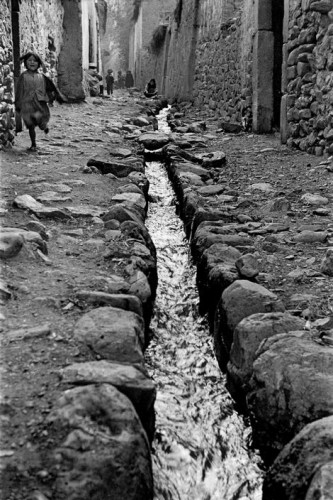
[20,52,43,68]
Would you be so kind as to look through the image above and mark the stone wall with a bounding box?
[284,0,333,155]
[0,0,15,147]
[19,0,64,80]
[193,10,252,126]
[162,0,254,127]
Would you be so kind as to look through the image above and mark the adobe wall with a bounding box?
[283,0,333,155]
[0,0,15,147]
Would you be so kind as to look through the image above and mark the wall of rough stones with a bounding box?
[192,0,254,127]
[0,0,15,147]
[19,0,64,79]
[284,0,333,156]
[159,0,255,128]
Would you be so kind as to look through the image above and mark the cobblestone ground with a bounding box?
[0,89,332,498]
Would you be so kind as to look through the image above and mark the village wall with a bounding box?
[130,0,176,91]
[192,0,254,126]
[284,0,333,155]
[0,0,15,146]
[19,0,64,79]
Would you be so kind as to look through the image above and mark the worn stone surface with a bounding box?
[263,416,333,500]
[60,360,156,441]
[73,307,145,364]
[247,331,333,459]
[47,384,153,500]
[214,280,285,369]
[227,312,305,402]
[75,291,143,317]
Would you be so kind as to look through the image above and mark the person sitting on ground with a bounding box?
[125,70,134,88]
[144,78,157,98]
[105,69,114,96]
[15,51,67,152]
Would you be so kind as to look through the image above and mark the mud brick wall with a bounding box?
[285,0,333,155]
[0,0,15,147]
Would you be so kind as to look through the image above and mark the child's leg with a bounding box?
[28,126,37,149]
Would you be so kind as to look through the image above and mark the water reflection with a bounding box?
[145,161,263,500]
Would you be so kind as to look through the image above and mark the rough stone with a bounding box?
[0,232,24,259]
[263,416,333,500]
[60,360,156,441]
[76,291,143,317]
[320,248,333,276]
[247,331,333,459]
[73,307,145,364]
[137,132,170,150]
[47,384,153,500]
[214,280,285,370]
[227,312,305,401]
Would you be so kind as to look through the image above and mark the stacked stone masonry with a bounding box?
[286,0,333,155]
[0,0,15,146]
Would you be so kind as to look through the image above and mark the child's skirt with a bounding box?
[21,94,50,131]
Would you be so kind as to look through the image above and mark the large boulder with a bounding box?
[73,307,145,364]
[60,360,156,442]
[227,312,305,403]
[263,416,333,500]
[47,384,153,500]
[214,280,285,370]
[247,331,333,460]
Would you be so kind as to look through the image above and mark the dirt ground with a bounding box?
[0,89,332,498]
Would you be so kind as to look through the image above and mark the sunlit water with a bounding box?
[144,115,263,499]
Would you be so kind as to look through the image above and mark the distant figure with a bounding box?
[105,69,114,96]
[117,70,124,89]
[15,51,67,152]
[87,64,103,96]
[144,78,157,98]
[125,70,134,88]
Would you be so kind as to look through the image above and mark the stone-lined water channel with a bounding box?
[144,156,263,499]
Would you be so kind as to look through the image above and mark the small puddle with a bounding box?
[144,112,263,499]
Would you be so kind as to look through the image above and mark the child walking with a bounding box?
[15,52,66,151]
[105,69,114,96]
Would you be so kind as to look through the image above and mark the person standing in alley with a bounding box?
[117,70,124,88]
[15,51,66,151]
[105,69,114,96]
[125,70,134,88]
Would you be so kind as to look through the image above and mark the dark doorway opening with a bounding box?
[272,0,284,128]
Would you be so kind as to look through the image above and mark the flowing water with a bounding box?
[144,114,263,499]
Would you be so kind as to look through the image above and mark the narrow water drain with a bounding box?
[145,161,263,500]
